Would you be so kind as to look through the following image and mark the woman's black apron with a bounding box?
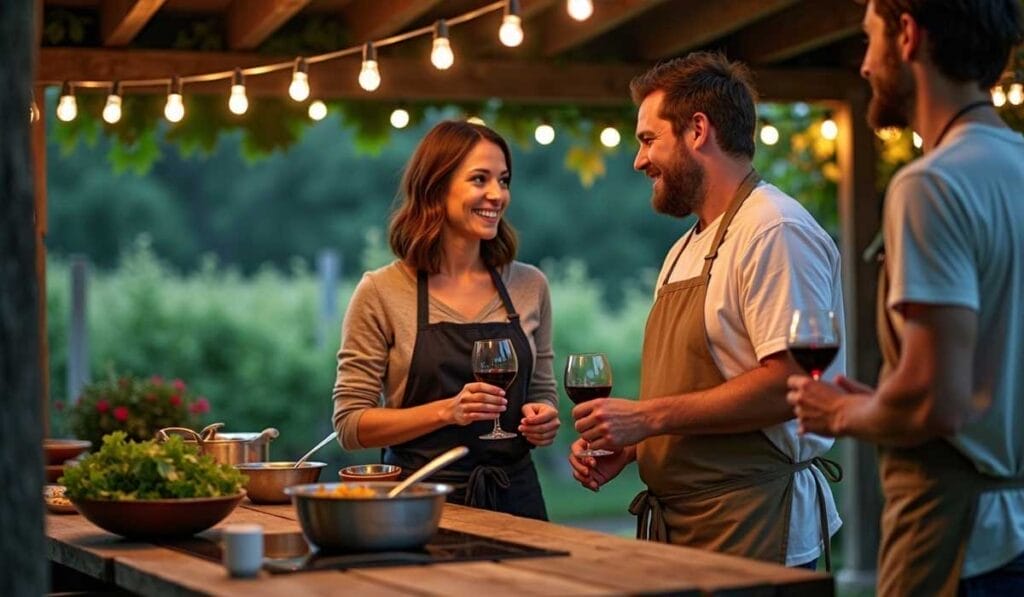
[383,267,547,520]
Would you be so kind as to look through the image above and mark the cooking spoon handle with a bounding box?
[386,446,469,498]
[294,431,338,468]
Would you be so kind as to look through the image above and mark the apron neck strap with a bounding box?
[700,168,761,278]
[415,266,520,328]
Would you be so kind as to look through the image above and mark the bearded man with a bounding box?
[787,1,1024,594]
[569,52,844,570]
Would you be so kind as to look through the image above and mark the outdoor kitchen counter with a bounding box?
[47,501,832,596]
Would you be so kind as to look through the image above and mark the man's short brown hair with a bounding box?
[629,51,758,159]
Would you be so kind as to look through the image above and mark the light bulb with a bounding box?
[1008,83,1024,106]
[359,43,381,92]
[875,127,901,141]
[30,100,40,123]
[431,20,454,70]
[56,82,77,122]
[759,124,779,145]
[102,95,122,124]
[820,118,838,141]
[992,86,1007,107]
[599,126,620,148]
[534,123,555,145]
[467,116,486,126]
[499,15,524,47]
[289,71,310,102]
[912,132,923,149]
[390,108,410,129]
[228,68,248,115]
[164,93,184,122]
[308,100,327,121]
[431,37,454,70]
[567,0,593,21]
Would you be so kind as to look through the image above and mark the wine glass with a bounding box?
[564,353,614,457]
[472,338,519,440]
[787,310,840,381]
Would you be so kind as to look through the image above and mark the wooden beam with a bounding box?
[38,47,863,103]
[226,0,311,50]
[731,0,864,64]
[541,0,669,57]
[101,0,166,47]
[637,0,801,61]
[339,0,445,44]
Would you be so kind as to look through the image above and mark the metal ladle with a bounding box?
[387,445,469,498]
[293,431,339,468]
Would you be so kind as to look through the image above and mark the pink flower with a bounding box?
[113,406,129,422]
[169,394,182,407]
[150,375,164,385]
[54,400,65,412]
[172,379,186,392]
[96,400,110,413]
[190,397,210,415]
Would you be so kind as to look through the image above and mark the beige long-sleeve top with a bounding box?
[332,260,557,450]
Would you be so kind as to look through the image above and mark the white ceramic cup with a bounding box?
[222,523,263,578]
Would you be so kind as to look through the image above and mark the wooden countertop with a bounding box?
[47,501,832,596]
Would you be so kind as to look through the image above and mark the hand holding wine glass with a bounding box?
[472,338,519,440]
[565,353,614,457]
[787,309,840,381]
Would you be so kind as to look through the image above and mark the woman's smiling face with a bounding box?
[444,140,511,242]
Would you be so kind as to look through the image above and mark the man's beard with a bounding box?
[867,37,914,129]
[652,145,706,219]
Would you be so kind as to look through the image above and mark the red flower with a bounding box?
[150,375,164,385]
[172,379,186,392]
[113,406,129,422]
[96,400,110,413]
[54,400,65,412]
[190,397,210,415]
[169,394,182,407]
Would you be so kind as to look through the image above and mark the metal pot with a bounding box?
[156,423,279,465]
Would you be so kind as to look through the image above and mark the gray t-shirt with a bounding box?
[884,123,1024,577]
[332,260,557,450]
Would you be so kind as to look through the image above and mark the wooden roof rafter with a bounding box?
[226,0,312,50]
[338,0,447,45]
[730,0,865,65]
[100,0,166,47]
[540,0,669,57]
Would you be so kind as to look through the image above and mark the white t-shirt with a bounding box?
[883,123,1024,578]
[657,181,844,566]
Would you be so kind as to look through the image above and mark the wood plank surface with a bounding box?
[47,499,832,596]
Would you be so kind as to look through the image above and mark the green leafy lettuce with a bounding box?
[61,432,247,500]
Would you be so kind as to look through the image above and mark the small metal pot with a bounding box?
[234,461,326,504]
[156,423,279,465]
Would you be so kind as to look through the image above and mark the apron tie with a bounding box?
[809,456,843,572]
[465,465,512,510]
[629,489,669,542]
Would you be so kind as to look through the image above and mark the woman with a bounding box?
[331,120,559,519]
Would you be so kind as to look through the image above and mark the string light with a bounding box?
[759,123,779,145]
[102,81,123,124]
[820,117,838,141]
[567,0,594,21]
[431,20,454,70]
[467,116,486,125]
[875,127,901,141]
[992,86,1007,107]
[534,123,555,145]
[228,68,248,115]
[912,132,923,149]
[1008,83,1024,106]
[164,76,184,123]
[499,0,524,47]
[56,81,77,122]
[30,92,41,123]
[599,126,620,148]
[359,43,381,92]
[390,107,410,128]
[289,58,310,102]
[308,100,327,121]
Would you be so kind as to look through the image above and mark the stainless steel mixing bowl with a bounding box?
[234,461,326,504]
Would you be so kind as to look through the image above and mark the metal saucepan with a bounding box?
[156,423,279,465]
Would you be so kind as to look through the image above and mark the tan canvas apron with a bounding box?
[630,170,840,568]
[875,261,1024,596]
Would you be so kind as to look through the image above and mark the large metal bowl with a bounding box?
[71,493,245,539]
[234,461,326,504]
[285,482,453,552]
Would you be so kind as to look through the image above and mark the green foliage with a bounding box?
[61,432,246,500]
[67,371,208,449]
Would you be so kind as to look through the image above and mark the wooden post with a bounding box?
[68,257,90,404]
[834,85,884,590]
[35,85,49,433]
[0,0,47,593]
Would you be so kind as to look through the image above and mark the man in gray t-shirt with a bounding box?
[787,1,1024,595]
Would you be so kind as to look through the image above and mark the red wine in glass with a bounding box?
[474,369,517,389]
[787,310,840,380]
[565,353,614,456]
[472,338,518,440]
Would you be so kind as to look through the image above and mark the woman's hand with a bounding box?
[519,403,560,446]
[444,382,506,426]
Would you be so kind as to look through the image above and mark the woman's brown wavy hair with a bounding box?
[389,120,518,274]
